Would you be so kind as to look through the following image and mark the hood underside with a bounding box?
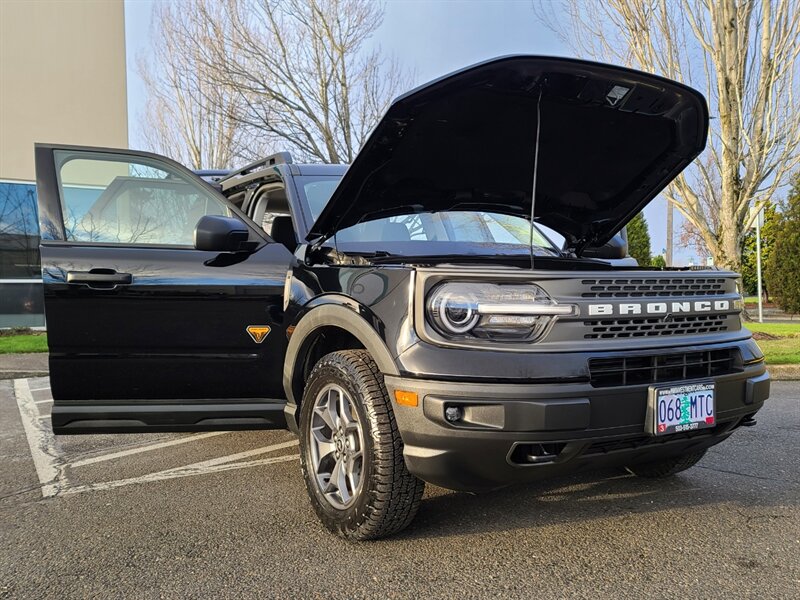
[307,55,708,254]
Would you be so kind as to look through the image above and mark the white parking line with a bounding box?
[70,431,232,468]
[63,442,300,495]
[12,379,300,498]
[182,439,299,467]
[13,378,67,497]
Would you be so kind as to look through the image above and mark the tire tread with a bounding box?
[301,350,425,540]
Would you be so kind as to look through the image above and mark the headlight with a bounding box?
[426,282,576,342]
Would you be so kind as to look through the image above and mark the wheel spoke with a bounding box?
[324,460,338,493]
[314,390,337,431]
[344,454,361,494]
[336,460,350,503]
[328,388,341,429]
[315,439,337,464]
[325,458,347,502]
[338,391,352,427]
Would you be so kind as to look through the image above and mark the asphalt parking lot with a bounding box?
[1,377,798,599]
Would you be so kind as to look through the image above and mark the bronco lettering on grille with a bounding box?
[586,300,732,317]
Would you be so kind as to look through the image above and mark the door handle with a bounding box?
[66,270,132,288]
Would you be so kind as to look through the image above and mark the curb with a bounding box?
[768,365,800,381]
[0,370,49,381]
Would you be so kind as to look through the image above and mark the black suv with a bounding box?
[35,56,769,540]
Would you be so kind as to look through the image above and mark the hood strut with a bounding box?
[529,83,544,270]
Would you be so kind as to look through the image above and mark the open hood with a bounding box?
[307,56,708,254]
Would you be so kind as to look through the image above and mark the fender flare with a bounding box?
[282,302,400,410]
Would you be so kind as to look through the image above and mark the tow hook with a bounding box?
[525,444,560,464]
[740,415,758,427]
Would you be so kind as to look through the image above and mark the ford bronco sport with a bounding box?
[34,56,769,539]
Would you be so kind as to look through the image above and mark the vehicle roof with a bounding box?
[215,155,348,195]
[293,163,348,176]
[193,170,231,185]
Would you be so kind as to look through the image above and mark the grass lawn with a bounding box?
[0,334,49,354]
[753,338,800,365]
[744,322,800,337]
[744,322,800,365]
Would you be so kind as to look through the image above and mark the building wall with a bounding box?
[0,0,128,327]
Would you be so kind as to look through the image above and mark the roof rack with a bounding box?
[218,152,294,193]
[225,152,293,179]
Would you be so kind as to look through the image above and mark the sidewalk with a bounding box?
[746,305,799,323]
[0,353,49,380]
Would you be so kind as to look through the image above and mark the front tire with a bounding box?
[299,350,425,540]
[625,449,707,478]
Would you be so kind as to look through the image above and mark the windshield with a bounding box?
[296,175,558,255]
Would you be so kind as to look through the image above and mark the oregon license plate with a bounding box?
[647,382,715,436]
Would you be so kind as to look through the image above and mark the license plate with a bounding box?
[647,382,715,436]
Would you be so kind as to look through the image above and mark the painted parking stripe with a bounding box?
[63,443,300,495]
[13,378,299,498]
[70,431,232,468]
[182,439,299,468]
[13,378,67,498]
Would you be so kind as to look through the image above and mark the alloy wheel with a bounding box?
[308,383,365,509]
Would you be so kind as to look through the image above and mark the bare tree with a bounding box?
[536,0,800,278]
[181,0,411,164]
[137,1,248,169]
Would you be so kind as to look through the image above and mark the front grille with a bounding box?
[581,277,728,298]
[584,314,729,339]
[588,348,741,387]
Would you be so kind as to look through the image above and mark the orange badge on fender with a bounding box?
[246,325,271,343]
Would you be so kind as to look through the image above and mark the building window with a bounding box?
[0,181,44,327]
[0,181,39,278]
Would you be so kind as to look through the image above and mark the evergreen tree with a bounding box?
[765,174,800,313]
[626,212,652,266]
[651,255,667,268]
[740,201,778,297]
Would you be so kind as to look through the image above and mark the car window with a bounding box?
[302,177,341,220]
[334,211,554,249]
[55,152,229,246]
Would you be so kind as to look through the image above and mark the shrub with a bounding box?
[765,175,800,313]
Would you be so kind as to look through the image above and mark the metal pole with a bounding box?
[666,200,673,266]
[756,208,763,323]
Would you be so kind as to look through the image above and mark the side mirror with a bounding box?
[194,215,250,252]
[582,228,628,260]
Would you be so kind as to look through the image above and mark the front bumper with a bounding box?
[384,362,769,491]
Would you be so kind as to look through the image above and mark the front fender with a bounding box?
[282,300,400,408]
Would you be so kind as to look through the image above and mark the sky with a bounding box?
[123,0,692,264]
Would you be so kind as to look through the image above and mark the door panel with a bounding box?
[41,244,290,401]
[35,144,293,433]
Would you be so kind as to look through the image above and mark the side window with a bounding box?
[55,151,230,246]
